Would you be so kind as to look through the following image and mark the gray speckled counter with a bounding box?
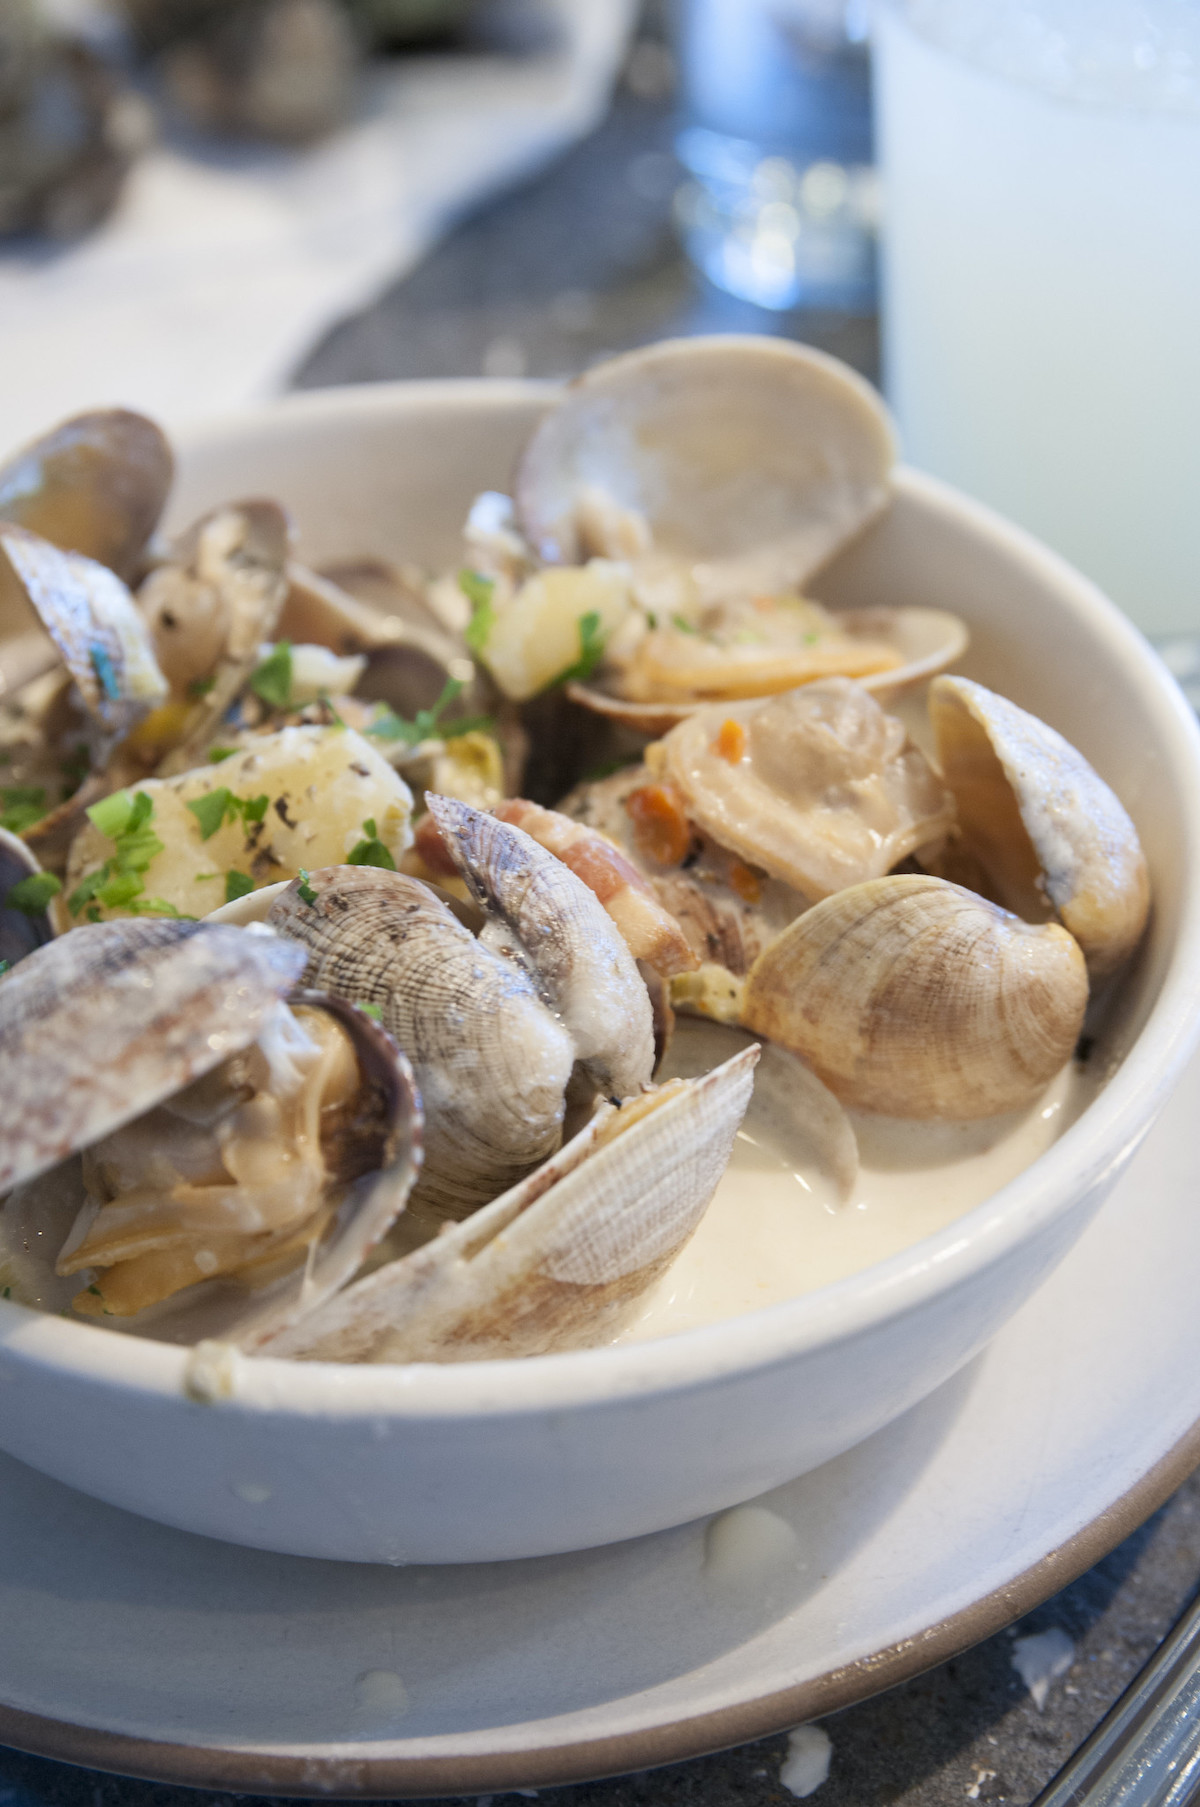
[4,17,1198,1807]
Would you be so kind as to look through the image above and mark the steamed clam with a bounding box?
[0,919,422,1344]
[929,675,1151,978]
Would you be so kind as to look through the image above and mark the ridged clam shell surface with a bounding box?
[743,875,1089,1119]
[261,1046,759,1364]
[0,920,306,1194]
[267,867,576,1215]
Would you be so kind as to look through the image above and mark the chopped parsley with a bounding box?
[67,789,165,917]
[187,674,217,700]
[5,870,61,914]
[296,869,318,906]
[358,1000,383,1023]
[186,787,270,841]
[249,641,293,710]
[89,644,120,701]
[670,613,698,635]
[460,570,496,655]
[367,677,492,747]
[0,960,9,977]
[207,747,238,764]
[547,610,608,688]
[0,786,47,834]
[347,817,397,870]
[224,869,253,905]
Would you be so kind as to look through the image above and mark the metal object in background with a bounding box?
[672,0,876,311]
[1034,1583,1200,1807]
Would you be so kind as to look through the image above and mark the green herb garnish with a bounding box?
[347,817,397,871]
[296,869,318,906]
[249,641,293,710]
[5,870,61,914]
[358,1001,383,1023]
[224,870,253,904]
[460,571,496,656]
[0,786,47,834]
[187,674,217,700]
[67,790,165,917]
[670,613,698,635]
[367,677,492,747]
[128,898,195,919]
[186,788,270,841]
[208,747,237,764]
[548,610,608,688]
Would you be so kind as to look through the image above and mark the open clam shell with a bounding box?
[0,917,306,1196]
[515,336,896,604]
[424,793,656,1099]
[136,499,291,771]
[267,864,576,1216]
[0,919,423,1345]
[656,679,955,903]
[742,874,1089,1120]
[567,606,968,735]
[0,523,169,740]
[0,409,173,585]
[260,1044,759,1363]
[929,675,1151,978]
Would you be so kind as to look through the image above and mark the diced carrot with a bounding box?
[714,718,747,763]
[624,783,692,867]
[727,860,762,905]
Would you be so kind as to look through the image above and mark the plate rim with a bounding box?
[0,1416,1196,1799]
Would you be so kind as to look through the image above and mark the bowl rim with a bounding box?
[6,378,1200,1420]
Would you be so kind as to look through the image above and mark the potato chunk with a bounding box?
[60,726,413,925]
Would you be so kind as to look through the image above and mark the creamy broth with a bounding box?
[616,1017,1097,1342]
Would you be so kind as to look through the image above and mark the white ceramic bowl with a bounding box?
[2,380,1199,1566]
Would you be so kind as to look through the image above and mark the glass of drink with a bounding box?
[874,0,1200,634]
[673,0,878,312]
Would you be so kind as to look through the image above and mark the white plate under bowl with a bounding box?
[1,969,1200,1795]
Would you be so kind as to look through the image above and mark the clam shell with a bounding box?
[0,523,168,740]
[138,500,291,771]
[266,865,576,1215]
[0,409,173,584]
[259,1044,759,1363]
[742,875,1089,1119]
[0,918,305,1195]
[568,606,969,734]
[929,675,1150,978]
[658,679,955,903]
[515,336,896,604]
[425,794,656,1099]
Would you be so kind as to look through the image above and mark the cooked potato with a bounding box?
[481,560,632,701]
[58,725,413,926]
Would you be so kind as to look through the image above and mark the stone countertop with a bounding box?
[4,17,1198,1807]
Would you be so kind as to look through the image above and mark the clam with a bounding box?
[489,797,697,978]
[260,1045,759,1364]
[133,500,291,770]
[267,864,578,1216]
[515,336,896,603]
[423,794,656,1099]
[0,523,169,741]
[929,675,1150,978]
[743,875,1089,1119]
[567,605,969,736]
[656,679,955,903]
[0,410,172,585]
[0,919,421,1344]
